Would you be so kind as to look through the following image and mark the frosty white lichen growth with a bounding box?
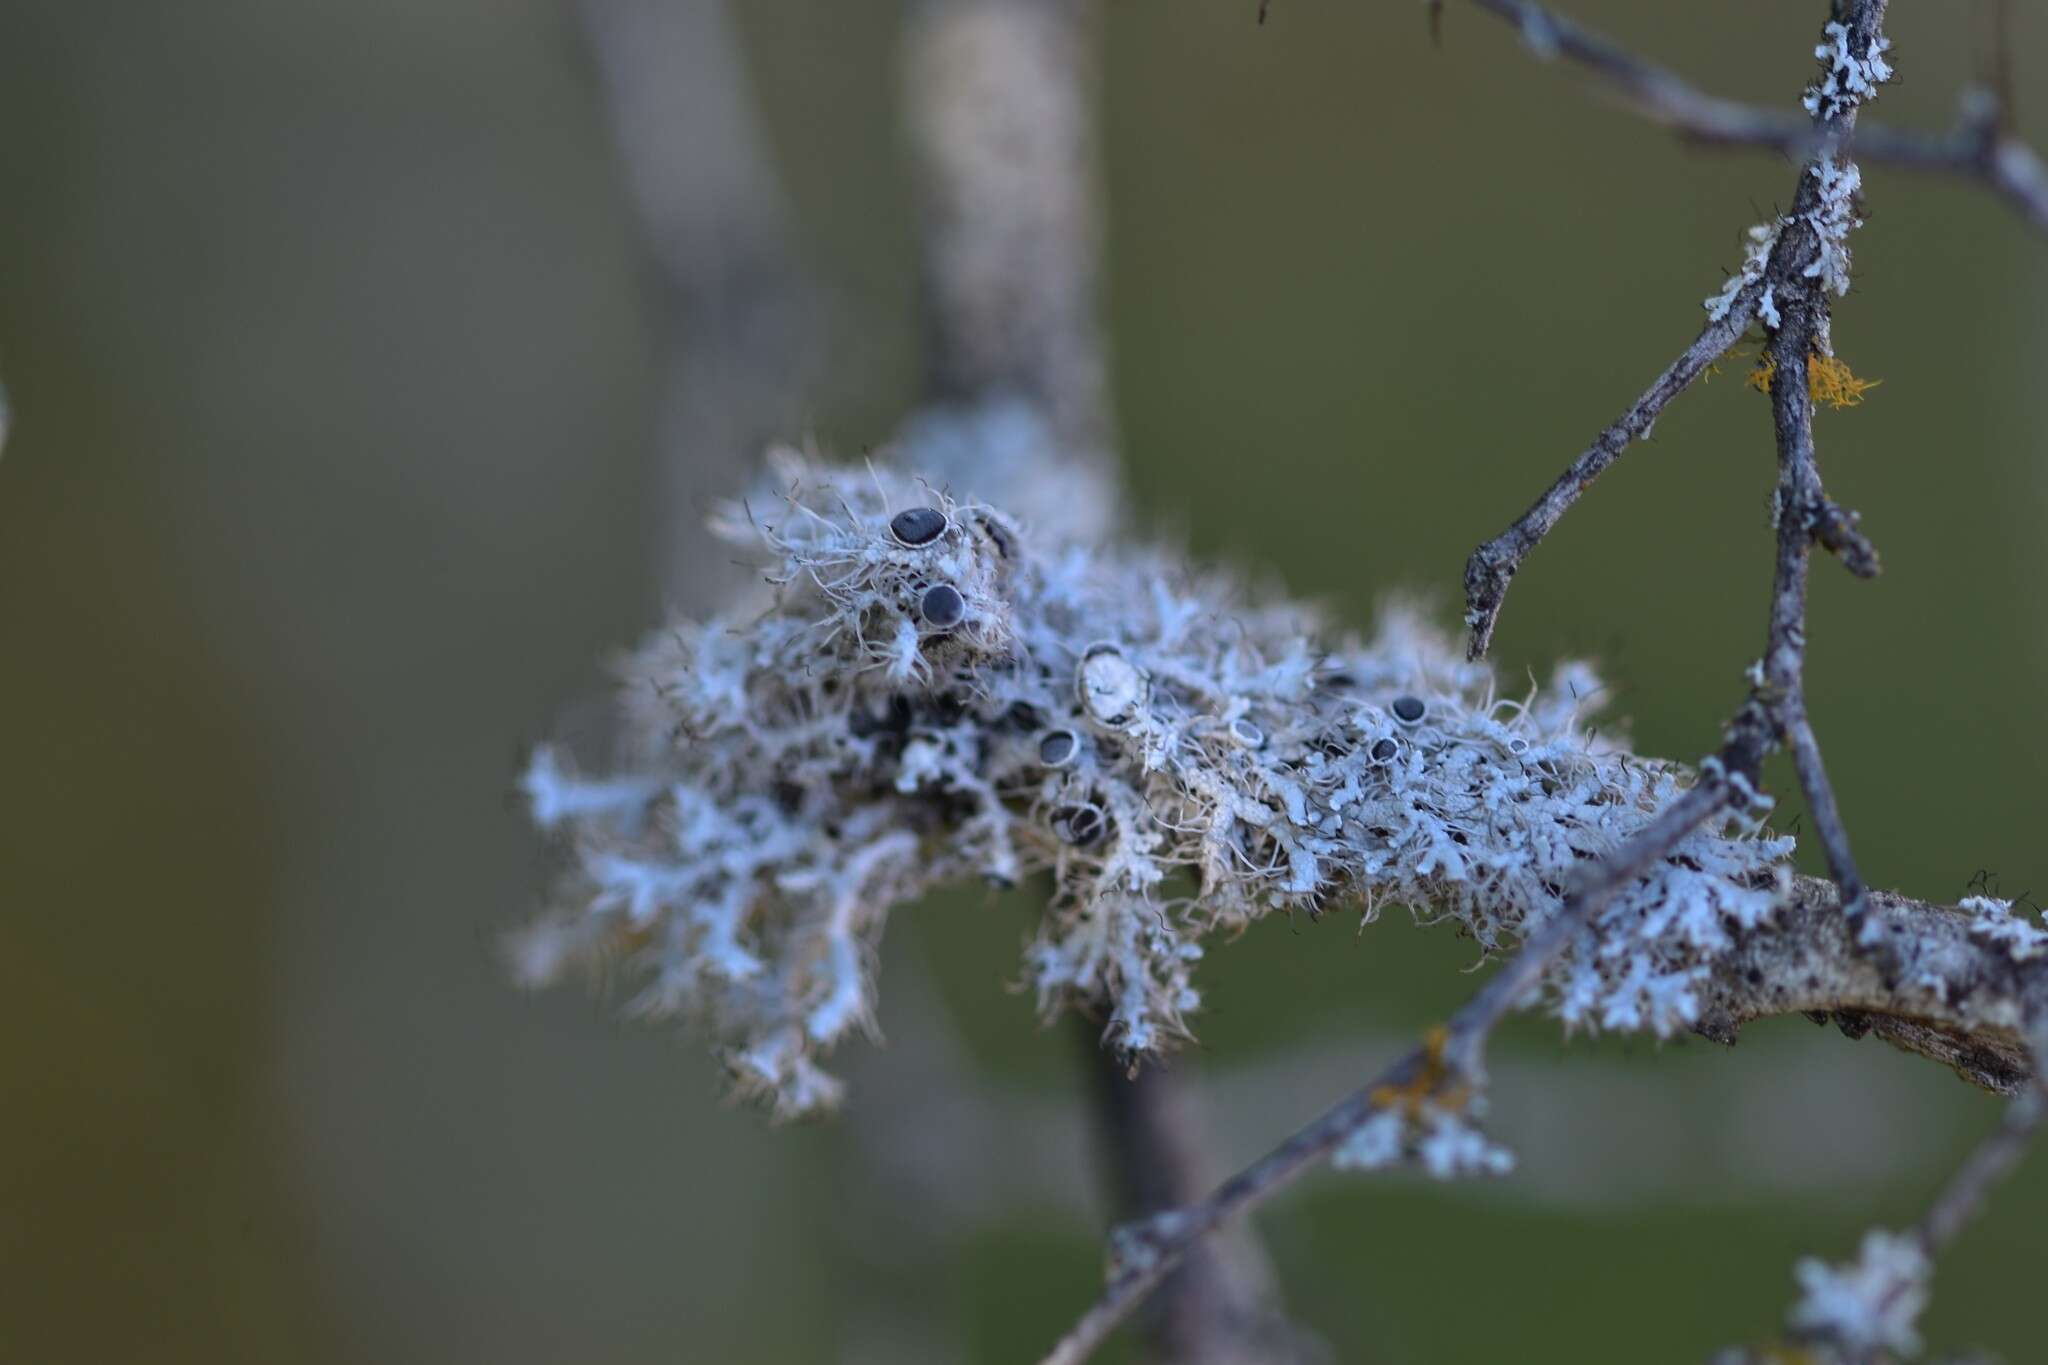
[1704,220,1779,322]
[1704,15,1891,326]
[1803,21,1894,124]
[1961,894,2048,963]
[517,445,1794,1117]
[1789,1229,1930,1357]
[1756,285,1781,332]
[1333,1099,1514,1180]
[1416,1108,1516,1179]
[1792,16,1887,302]
[1331,1108,1406,1171]
[1802,154,1866,302]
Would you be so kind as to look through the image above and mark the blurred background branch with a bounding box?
[897,2,1307,1359]
[1442,0,2048,232]
[903,0,1113,462]
[573,0,817,602]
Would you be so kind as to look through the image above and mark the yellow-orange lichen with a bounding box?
[1747,350,1881,410]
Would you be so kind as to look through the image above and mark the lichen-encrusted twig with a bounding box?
[1043,506,1869,1361]
[1699,879,2048,1094]
[1040,768,1739,1365]
[1475,0,1895,923]
[1715,1088,2044,1364]
[1448,0,2048,233]
[1747,0,1894,931]
[1462,0,1903,660]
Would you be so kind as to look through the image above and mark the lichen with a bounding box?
[1960,894,2048,963]
[1747,350,1881,410]
[1788,1229,1929,1357]
[1802,21,1893,125]
[1705,14,1892,326]
[517,445,1794,1117]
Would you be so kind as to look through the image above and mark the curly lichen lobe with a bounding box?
[517,447,1794,1118]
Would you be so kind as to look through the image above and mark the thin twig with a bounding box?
[1919,1087,2045,1255]
[1457,0,2039,647]
[1083,1038,1322,1364]
[1475,0,1886,917]
[1455,0,2048,233]
[1746,0,1890,928]
[1040,772,1739,1365]
[1461,300,1756,659]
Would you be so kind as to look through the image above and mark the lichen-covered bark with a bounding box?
[1702,877,2044,1093]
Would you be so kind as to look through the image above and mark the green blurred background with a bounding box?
[2,2,2044,1361]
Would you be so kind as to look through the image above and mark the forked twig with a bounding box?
[1042,2,1917,1358]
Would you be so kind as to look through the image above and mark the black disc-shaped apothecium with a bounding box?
[1053,802,1105,845]
[1038,729,1079,767]
[1369,737,1399,763]
[920,584,966,628]
[1390,695,1427,725]
[889,506,948,547]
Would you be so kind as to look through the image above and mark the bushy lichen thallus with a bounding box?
[518,449,1795,1141]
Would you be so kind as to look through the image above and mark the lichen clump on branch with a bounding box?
[517,447,1792,1118]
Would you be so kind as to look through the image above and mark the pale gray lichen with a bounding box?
[516,445,1794,1118]
[1801,153,1866,303]
[1333,1098,1515,1181]
[1704,14,1891,326]
[1704,220,1779,323]
[1803,20,1894,125]
[1788,1229,1930,1358]
[1960,895,2048,963]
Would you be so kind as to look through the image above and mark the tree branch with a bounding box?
[1461,301,1756,659]
[1082,1039,1325,1365]
[571,0,816,601]
[1698,876,2047,1094]
[1748,0,1890,928]
[903,0,1113,458]
[1450,0,2048,233]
